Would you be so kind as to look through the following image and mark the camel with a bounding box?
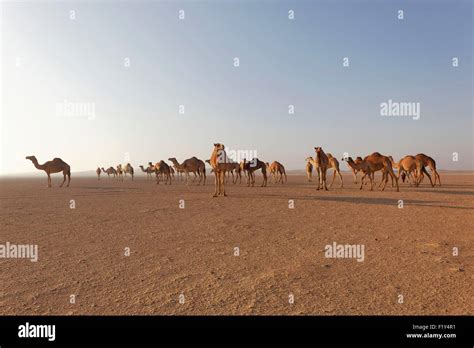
[96,167,101,180]
[306,153,343,188]
[139,165,154,180]
[101,167,117,179]
[314,147,329,191]
[209,143,239,197]
[388,156,433,187]
[123,163,134,180]
[305,158,313,182]
[242,158,268,187]
[154,161,172,185]
[170,166,175,179]
[345,156,362,184]
[265,161,287,184]
[342,157,374,190]
[26,156,71,188]
[116,164,124,181]
[211,159,242,184]
[415,154,441,186]
[343,152,399,191]
[168,157,206,186]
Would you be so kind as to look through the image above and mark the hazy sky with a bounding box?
[1,0,472,174]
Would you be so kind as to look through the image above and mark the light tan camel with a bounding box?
[168,157,206,186]
[96,167,101,180]
[26,156,71,187]
[306,154,343,188]
[265,161,287,184]
[116,164,124,181]
[345,156,363,184]
[314,147,329,191]
[139,165,153,180]
[209,143,238,197]
[242,158,268,187]
[344,153,399,191]
[123,163,134,180]
[101,167,117,179]
[206,159,241,184]
[388,156,433,187]
[415,154,441,186]
[342,157,374,190]
[154,161,172,185]
[305,159,313,182]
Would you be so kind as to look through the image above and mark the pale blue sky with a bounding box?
[1,0,472,174]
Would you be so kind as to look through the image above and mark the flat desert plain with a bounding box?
[1,172,473,315]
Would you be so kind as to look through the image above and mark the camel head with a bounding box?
[314,147,323,154]
[26,155,37,162]
[342,156,354,163]
[305,157,313,162]
[213,143,225,151]
[205,159,211,164]
[168,157,176,162]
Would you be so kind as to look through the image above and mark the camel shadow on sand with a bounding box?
[249,193,474,210]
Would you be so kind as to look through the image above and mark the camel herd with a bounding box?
[25,145,441,197]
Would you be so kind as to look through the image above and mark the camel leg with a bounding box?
[47,173,52,188]
[422,167,434,187]
[389,170,399,192]
[222,171,227,196]
[329,169,336,188]
[323,170,328,191]
[316,168,321,190]
[59,173,66,187]
[433,169,441,186]
[352,170,357,184]
[338,170,343,188]
[213,172,218,197]
[359,173,366,190]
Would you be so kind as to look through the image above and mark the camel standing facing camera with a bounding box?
[209,143,238,197]
[26,156,71,187]
[306,153,343,188]
[96,167,101,180]
[314,147,329,191]
[305,158,313,182]
[123,163,134,180]
[116,164,124,181]
[154,161,172,185]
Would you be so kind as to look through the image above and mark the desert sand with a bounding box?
[0,172,473,315]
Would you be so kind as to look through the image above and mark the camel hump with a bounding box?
[326,153,333,158]
[53,157,63,162]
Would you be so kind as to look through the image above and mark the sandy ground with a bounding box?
[0,172,473,315]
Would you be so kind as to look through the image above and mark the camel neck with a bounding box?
[32,159,46,170]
